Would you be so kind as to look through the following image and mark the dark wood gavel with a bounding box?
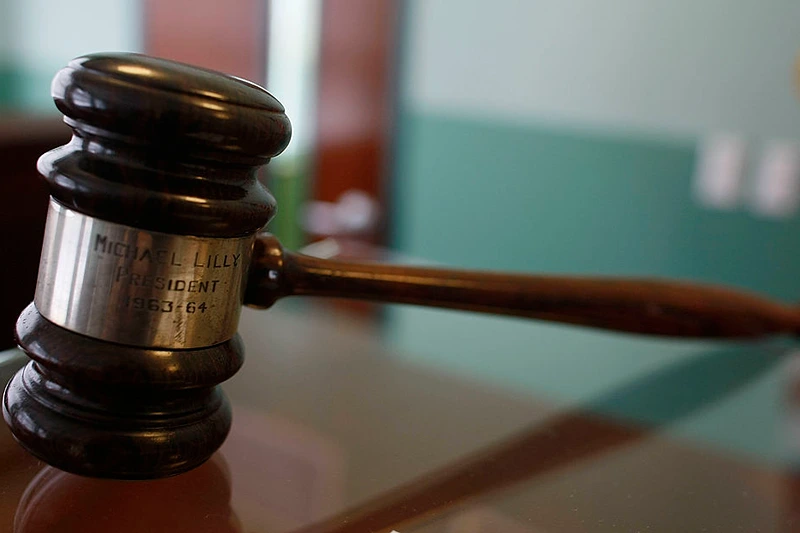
[4,53,798,480]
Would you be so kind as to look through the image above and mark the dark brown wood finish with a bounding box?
[42,53,289,237]
[286,345,780,533]
[0,306,788,531]
[313,0,398,238]
[246,234,800,338]
[5,52,800,481]
[15,455,238,532]
[4,53,291,479]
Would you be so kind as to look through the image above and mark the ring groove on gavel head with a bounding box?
[43,52,290,236]
[3,53,291,479]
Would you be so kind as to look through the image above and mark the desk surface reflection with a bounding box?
[0,304,796,532]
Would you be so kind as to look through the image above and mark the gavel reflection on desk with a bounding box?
[3,52,799,480]
[15,456,239,533]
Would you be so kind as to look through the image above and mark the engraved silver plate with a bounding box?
[34,200,255,349]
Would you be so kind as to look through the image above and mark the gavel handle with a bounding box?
[244,234,800,338]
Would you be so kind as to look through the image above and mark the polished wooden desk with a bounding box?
[0,303,795,532]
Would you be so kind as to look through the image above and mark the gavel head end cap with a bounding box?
[51,52,292,164]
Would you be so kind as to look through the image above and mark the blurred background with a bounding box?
[2,0,800,467]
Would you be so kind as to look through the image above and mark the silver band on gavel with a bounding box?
[34,200,254,349]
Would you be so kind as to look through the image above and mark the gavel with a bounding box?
[3,53,799,479]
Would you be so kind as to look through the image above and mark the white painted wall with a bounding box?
[266,0,322,158]
[404,0,800,139]
[0,0,14,64]
[1,0,140,109]
[9,0,141,72]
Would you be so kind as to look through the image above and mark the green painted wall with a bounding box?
[392,113,800,299]
[385,111,796,464]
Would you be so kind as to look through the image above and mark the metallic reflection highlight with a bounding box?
[34,200,254,349]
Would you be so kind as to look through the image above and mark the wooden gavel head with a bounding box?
[3,53,291,478]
